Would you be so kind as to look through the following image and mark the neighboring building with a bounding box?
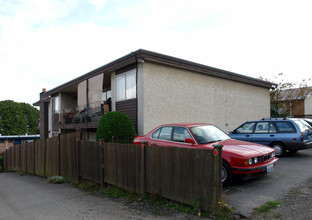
[34,49,275,140]
[0,135,40,153]
[272,86,312,118]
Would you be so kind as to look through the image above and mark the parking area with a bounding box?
[223,148,312,217]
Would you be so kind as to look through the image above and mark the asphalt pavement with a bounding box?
[223,147,312,218]
[0,173,192,220]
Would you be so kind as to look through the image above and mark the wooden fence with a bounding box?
[3,132,222,214]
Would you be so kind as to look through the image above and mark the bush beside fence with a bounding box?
[3,132,222,214]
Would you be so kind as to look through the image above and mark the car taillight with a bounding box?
[301,132,303,141]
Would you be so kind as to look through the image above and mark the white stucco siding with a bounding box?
[304,95,312,115]
[139,62,270,135]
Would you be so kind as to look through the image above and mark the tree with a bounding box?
[0,100,39,135]
[260,73,312,117]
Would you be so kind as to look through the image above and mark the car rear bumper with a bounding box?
[231,157,278,175]
[284,140,312,151]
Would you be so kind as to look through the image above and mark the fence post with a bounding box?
[212,144,223,214]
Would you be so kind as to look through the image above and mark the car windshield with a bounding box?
[190,125,230,144]
[293,119,312,132]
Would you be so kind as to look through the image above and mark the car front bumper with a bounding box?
[231,157,279,175]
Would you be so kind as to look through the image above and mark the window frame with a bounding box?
[115,69,136,102]
[274,121,297,133]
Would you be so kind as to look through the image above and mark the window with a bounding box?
[116,69,136,101]
[275,122,296,133]
[102,89,111,102]
[254,122,276,133]
[158,127,173,141]
[235,122,255,134]
[151,128,161,139]
[173,127,192,142]
[51,96,60,114]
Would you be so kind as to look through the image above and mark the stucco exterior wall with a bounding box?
[138,62,270,135]
[304,95,312,115]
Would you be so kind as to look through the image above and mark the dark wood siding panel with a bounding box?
[115,64,137,75]
[116,99,137,132]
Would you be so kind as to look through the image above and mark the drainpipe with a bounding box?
[86,79,89,108]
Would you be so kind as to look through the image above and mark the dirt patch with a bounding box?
[251,177,312,219]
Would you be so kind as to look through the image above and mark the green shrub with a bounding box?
[0,156,3,163]
[46,176,67,184]
[0,164,3,173]
[96,111,136,143]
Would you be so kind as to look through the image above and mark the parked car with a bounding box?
[229,118,312,157]
[302,118,312,127]
[133,123,278,185]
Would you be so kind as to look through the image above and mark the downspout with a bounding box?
[86,79,89,108]
[135,56,139,135]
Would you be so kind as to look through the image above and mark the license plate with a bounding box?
[267,164,274,173]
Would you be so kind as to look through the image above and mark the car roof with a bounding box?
[245,118,293,123]
[157,123,213,128]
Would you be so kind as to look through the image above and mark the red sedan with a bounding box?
[134,123,278,185]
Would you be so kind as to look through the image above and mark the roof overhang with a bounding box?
[34,49,276,105]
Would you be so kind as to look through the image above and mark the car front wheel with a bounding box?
[270,142,286,157]
[222,160,233,186]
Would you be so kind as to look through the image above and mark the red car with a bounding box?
[134,123,278,185]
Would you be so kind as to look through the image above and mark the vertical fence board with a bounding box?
[26,142,35,174]
[35,139,46,177]
[79,141,101,184]
[103,143,143,193]
[3,151,7,171]
[15,145,21,170]
[20,143,27,172]
[145,145,220,213]
[9,147,15,170]
[60,132,79,183]
[45,136,60,177]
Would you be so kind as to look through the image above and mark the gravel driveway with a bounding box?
[0,172,198,220]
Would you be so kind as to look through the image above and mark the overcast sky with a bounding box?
[1,0,311,105]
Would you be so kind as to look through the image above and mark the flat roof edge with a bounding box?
[40,49,275,99]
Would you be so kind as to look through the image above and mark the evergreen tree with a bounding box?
[0,100,39,135]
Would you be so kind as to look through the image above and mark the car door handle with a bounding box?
[270,135,275,137]
[152,143,157,146]
[245,135,250,137]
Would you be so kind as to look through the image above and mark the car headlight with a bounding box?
[254,157,258,164]
[248,158,253,165]
[272,151,275,158]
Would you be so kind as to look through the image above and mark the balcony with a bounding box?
[53,101,111,130]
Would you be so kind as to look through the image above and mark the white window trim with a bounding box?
[115,69,136,102]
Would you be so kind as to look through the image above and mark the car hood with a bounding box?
[218,139,273,157]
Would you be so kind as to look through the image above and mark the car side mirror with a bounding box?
[185,138,195,144]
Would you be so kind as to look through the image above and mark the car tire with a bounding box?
[270,142,286,157]
[222,160,233,186]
